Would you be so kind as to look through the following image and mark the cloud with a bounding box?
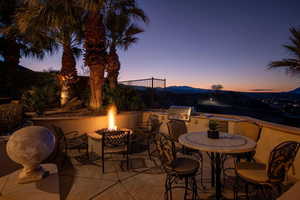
[250,89,274,92]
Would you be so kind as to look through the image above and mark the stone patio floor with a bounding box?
[1,142,281,200]
[58,148,239,200]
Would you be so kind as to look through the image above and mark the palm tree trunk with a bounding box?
[59,39,77,106]
[108,69,119,89]
[107,48,120,89]
[84,12,107,110]
[3,36,20,69]
[89,65,105,110]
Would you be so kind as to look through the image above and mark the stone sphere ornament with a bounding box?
[6,126,56,184]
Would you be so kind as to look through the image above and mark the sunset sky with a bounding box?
[21,0,300,92]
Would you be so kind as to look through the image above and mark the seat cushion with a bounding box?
[237,161,268,184]
[170,157,199,175]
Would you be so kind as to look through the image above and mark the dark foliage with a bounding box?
[103,82,144,111]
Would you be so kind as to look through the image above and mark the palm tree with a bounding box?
[269,27,300,75]
[79,0,108,111]
[105,1,148,89]
[16,0,83,106]
[80,0,148,110]
[0,0,57,70]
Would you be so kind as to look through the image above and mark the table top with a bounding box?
[179,132,256,153]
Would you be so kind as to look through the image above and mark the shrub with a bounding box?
[103,83,144,111]
[21,79,60,114]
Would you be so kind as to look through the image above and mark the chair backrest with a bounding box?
[267,141,300,183]
[235,122,262,142]
[167,119,187,141]
[149,115,162,133]
[155,133,176,169]
[102,130,130,147]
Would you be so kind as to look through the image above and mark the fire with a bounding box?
[107,105,117,131]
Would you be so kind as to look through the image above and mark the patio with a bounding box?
[1,140,241,200]
[1,110,300,200]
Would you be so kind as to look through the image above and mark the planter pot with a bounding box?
[207,130,219,139]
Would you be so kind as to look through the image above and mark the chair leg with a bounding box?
[245,182,250,200]
[102,155,104,174]
[184,177,189,200]
[169,176,173,200]
[198,153,205,189]
[126,151,129,170]
[165,175,172,200]
[192,176,198,200]
[147,138,152,161]
[233,175,238,200]
[86,146,89,160]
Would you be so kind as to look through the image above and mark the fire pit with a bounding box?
[95,105,132,173]
[95,105,132,147]
[96,128,131,147]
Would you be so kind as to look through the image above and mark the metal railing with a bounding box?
[119,77,166,89]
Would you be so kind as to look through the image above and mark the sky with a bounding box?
[21,0,300,92]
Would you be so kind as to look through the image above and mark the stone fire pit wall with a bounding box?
[31,111,142,134]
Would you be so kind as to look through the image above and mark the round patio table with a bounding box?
[179,132,256,200]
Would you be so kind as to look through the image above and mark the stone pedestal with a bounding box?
[6,126,55,184]
[18,165,50,184]
[0,164,60,200]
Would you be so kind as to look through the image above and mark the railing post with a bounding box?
[151,77,154,89]
[151,77,154,108]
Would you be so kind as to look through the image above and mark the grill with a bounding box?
[167,106,193,121]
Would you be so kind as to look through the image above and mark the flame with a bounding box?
[107,105,117,131]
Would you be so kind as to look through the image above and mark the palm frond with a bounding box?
[269,27,300,75]
[268,59,300,74]
[105,0,147,52]
[79,0,106,13]
[125,24,144,36]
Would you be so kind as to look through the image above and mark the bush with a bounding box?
[104,83,144,111]
[0,102,23,134]
[21,78,60,114]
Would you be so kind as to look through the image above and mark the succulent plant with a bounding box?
[209,120,219,131]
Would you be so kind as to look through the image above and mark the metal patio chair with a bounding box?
[134,114,162,160]
[45,125,88,166]
[234,141,300,200]
[98,129,131,173]
[167,119,204,187]
[155,132,199,200]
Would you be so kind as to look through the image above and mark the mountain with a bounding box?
[165,86,211,94]
[289,87,300,94]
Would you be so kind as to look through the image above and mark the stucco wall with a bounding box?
[31,110,300,180]
[31,111,143,134]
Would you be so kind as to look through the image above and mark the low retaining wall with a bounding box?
[31,111,143,134]
[31,110,300,180]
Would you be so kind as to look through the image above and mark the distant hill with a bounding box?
[289,87,300,94]
[123,83,300,97]
[164,86,211,94]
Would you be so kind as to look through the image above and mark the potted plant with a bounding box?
[208,120,219,139]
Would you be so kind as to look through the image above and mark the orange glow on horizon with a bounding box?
[166,83,295,93]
